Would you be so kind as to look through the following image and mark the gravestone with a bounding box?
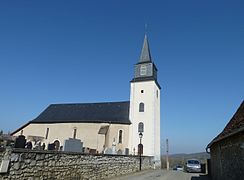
[111,138,116,155]
[104,148,112,154]
[89,148,97,154]
[117,149,123,155]
[63,138,83,153]
[33,141,42,150]
[53,140,60,150]
[47,143,55,150]
[0,159,9,173]
[0,148,11,173]
[26,141,32,149]
[14,135,26,148]
[125,148,129,155]
[83,147,90,153]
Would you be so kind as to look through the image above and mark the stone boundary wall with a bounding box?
[210,132,244,180]
[0,148,154,180]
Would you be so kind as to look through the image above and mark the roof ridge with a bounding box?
[49,101,130,106]
[28,100,131,125]
[207,100,244,148]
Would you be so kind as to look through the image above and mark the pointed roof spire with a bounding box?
[139,34,152,63]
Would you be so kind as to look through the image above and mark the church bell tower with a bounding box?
[129,35,161,166]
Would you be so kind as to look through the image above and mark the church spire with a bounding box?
[139,34,152,63]
[132,34,159,86]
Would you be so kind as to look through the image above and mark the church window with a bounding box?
[141,90,144,93]
[45,128,49,139]
[139,102,144,112]
[20,130,23,135]
[73,128,77,139]
[118,130,123,143]
[156,90,158,98]
[138,122,144,133]
[140,65,147,75]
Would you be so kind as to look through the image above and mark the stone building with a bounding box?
[11,35,161,166]
[206,101,244,180]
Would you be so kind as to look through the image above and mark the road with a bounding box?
[109,169,210,180]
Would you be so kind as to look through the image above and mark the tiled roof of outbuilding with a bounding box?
[30,101,131,124]
[207,101,244,148]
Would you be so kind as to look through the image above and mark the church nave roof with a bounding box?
[30,101,131,125]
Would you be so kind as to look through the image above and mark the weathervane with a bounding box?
[145,23,148,35]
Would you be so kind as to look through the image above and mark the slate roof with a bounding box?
[31,101,131,124]
[207,101,244,148]
[131,76,161,89]
[139,34,152,63]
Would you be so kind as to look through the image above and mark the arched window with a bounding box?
[138,122,144,133]
[73,128,77,139]
[118,130,123,143]
[45,128,49,139]
[139,102,144,112]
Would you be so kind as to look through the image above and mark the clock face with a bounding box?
[140,65,147,75]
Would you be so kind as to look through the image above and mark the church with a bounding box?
[11,35,161,166]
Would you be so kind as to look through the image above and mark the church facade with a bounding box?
[12,35,161,166]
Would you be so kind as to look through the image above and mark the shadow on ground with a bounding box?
[191,174,210,180]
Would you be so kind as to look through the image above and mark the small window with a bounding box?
[138,122,144,133]
[141,90,144,93]
[118,130,123,144]
[45,128,49,139]
[156,90,158,98]
[73,128,77,139]
[20,130,23,135]
[140,65,147,75]
[139,102,144,112]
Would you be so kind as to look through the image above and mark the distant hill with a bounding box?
[161,152,210,168]
[169,152,210,159]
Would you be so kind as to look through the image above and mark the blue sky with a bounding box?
[0,0,243,154]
